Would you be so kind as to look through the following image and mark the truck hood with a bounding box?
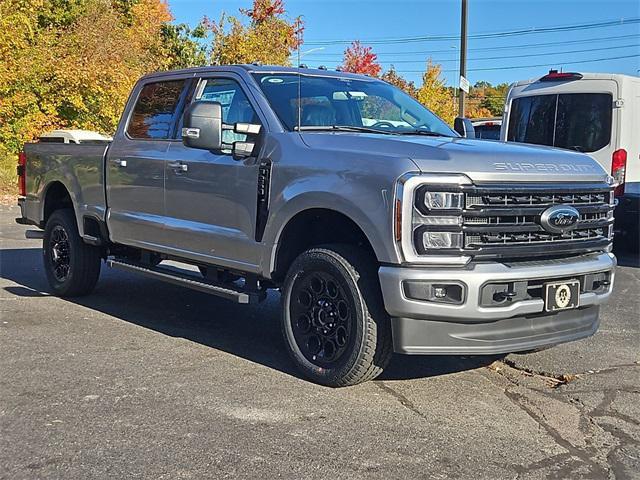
[300,133,609,184]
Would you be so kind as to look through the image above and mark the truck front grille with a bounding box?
[459,184,614,258]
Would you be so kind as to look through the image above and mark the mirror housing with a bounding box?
[182,101,223,151]
[231,123,262,159]
[454,117,476,138]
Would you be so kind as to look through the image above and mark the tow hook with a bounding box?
[493,290,518,303]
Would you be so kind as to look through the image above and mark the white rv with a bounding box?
[502,71,639,245]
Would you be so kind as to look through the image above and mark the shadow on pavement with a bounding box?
[1,247,498,383]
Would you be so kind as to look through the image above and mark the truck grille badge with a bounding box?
[539,205,580,234]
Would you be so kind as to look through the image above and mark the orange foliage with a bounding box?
[340,41,382,77]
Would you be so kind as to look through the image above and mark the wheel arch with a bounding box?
[269,206,386,283]
[42,181,74,225]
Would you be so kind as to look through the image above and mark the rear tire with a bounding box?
[281,244,392,387]
[43,209,101,297]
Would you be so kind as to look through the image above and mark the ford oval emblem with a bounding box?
[539,205,580,234]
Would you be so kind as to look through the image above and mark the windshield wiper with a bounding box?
[294,125,396,135]
[394,130,452,138]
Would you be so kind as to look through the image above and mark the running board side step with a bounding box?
[107,259,263,304]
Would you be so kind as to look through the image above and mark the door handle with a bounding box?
[168,161,188,172]
[111,158,127,168]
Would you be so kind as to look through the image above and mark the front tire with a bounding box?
[281,245,392,387]
[43,209,101,297]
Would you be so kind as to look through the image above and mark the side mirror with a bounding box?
[232,123,262,159]
[454,117,476,138]
[182,101,223,151]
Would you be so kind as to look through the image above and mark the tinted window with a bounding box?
[128,80,186,139]
[507,95,556,146]
[507,93,612,153]
[197,78,259,143]
[555,93,612,152]
[474,125,501,140]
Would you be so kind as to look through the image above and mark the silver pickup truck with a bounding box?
[17,65,617,387]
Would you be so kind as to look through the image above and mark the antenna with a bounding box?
[296,17,303,131]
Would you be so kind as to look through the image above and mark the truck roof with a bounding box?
[140,64,376,82]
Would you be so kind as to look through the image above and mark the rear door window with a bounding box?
[507,95,556,146]
[554,93,612,152]
[127,80,186,139]
[507,92,612,153]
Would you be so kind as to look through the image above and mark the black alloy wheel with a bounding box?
[49,225,71,282]
[282,245,392,387]
[289,270,355,367]
[43,209,101,297]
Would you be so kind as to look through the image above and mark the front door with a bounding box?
[106,78,189,249]
[164,75,263,272]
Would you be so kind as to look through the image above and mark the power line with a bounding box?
[394,53,640,73]
[304,18,640,45]
[295,34,640,57]
[301,43,639,64]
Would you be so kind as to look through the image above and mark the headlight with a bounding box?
[395,174,472,265]
[418,231,464,249]
[420,191,464,211]
[414,188,464,253]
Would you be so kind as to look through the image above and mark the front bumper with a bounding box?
[378,252,616,354]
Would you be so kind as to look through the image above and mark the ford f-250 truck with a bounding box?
[17,65,617,387]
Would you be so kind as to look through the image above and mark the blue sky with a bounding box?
[169,0,640,87]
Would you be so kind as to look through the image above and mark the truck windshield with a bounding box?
[252,72,456,137]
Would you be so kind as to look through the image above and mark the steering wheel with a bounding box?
[371,121,396,129]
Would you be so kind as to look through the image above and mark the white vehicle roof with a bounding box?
[40,129,113,144]
[511,72,637,88]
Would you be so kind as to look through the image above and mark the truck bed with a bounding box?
[22,142,109,235]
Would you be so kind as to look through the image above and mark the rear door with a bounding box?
[505,79,619,172]
[163,74,264,271]
[106,78,190,248]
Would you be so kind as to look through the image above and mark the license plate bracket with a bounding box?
[544,280,580,312]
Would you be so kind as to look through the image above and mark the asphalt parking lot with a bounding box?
[1,204,638,479]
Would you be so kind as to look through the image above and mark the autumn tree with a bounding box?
[208,0,303,66]
[0,0,180,195]
[381,66,418,98]
[340,41,381,77]
[416,60,456,124]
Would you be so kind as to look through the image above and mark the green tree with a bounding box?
[467,81,509,117]
[161,22,208,70]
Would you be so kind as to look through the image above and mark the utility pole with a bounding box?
[458,0,468,118]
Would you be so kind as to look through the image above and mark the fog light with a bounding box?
[403,281,465,304]
[434,287,447,298]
